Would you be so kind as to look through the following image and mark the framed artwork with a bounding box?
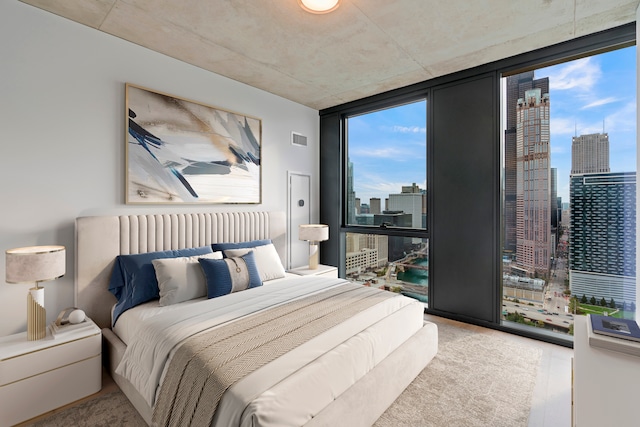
[125,84,261,204]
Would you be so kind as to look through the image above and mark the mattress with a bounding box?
[113,276,425,426]
[112,273,300,345]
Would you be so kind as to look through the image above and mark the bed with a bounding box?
[75,211,438,426]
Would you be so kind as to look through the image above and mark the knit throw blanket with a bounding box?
[152,283,396,427]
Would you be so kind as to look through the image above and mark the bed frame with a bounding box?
[75,211,438,426]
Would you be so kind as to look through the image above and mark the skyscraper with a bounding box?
[388,183,425,230]
[504,72,549,255]
[370,198,381,214]
[516,87,551,277]
[551,167,558,229]
[571,133,610,174]
[569,172,636,305]
[347,161,356,223]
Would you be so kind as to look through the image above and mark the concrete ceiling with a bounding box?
[19,0,639,110]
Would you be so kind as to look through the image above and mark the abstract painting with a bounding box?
[125,84,261,204]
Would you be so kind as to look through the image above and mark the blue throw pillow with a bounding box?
[109,245,213,325]
[199,251,262,299]
[211,239,272,253]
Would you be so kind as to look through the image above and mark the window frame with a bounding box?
[319,22,636,347]
[342,93,430,236]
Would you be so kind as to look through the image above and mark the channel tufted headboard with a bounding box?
[75,211,286,329]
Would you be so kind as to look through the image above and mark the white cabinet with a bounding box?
[573,316,640,427]
[0,318,101,426]
[288,264,338,278]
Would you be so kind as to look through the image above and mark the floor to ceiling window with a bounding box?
[320,23,635,346]
[501,46,637,337]
[345,100,429,304]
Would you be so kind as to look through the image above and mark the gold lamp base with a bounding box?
[27,287,46,340]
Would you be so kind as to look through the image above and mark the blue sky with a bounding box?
[540,46,636,201]
[348,100,427,204]
[348,45,636,204]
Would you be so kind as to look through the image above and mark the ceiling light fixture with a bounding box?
[298,0,340,14]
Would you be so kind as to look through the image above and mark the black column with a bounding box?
[430,73,499,323]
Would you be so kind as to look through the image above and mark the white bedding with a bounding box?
[112,273,300,345]
[114,276,425,426]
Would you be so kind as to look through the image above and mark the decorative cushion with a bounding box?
[211,239,272,252]
[109,245,213,324]
[223,243,286,281]
[152,252,223,306]
[199,251,262,299]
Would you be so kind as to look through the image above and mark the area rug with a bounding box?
[374,321,542,427]
[28,319,541,427]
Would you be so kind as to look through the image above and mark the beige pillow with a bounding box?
[152,252,222,306]
[224,243,286,282]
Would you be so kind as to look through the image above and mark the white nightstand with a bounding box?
[0,318,102,426]
[289,264,338,278]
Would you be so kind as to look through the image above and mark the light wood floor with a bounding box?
[19,314,574,427]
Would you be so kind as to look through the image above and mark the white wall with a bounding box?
[0,2,320,336]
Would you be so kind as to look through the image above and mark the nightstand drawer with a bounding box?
[0,332,100,386]
[0,354,101,426]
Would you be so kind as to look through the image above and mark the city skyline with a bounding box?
[348,46,636,204]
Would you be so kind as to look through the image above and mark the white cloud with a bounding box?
[580,96,619,110]
[550,117,579,136]
[392,125,426,134]
[550,115,622,139]
[545,57,601,91]
[604,101,636,133]
[351,146,409,159]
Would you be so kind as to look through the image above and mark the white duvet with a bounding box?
[114,276,425,426]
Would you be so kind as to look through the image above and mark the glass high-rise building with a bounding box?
[569,172,636,306]
[516,87,551,277]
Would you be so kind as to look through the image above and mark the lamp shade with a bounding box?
[6,245,66,284]
[299,224,329,242]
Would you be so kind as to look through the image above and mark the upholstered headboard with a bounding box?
[75,211,286,329]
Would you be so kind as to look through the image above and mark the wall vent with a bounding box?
[291,132,308,147]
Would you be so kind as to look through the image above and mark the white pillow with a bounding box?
[224,244,286,282]
[152,252,222,306]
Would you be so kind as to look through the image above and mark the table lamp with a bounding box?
[298,224,329,269]
[6,245,66,340]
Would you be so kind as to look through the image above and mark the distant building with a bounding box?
[515,87,551,277]
[561,207,570,228]
[345,233,389,275]
[551,168,558,229]
[569,172,636,306]
[375,211,412,260]
[370,198,381,214]
[550,168,558,259]
[355,214,374,225]
[504,72,549,255]
[571,133,610,174]
[557,196,562,225]
[388,183,426,231]
[347,161,356,223]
